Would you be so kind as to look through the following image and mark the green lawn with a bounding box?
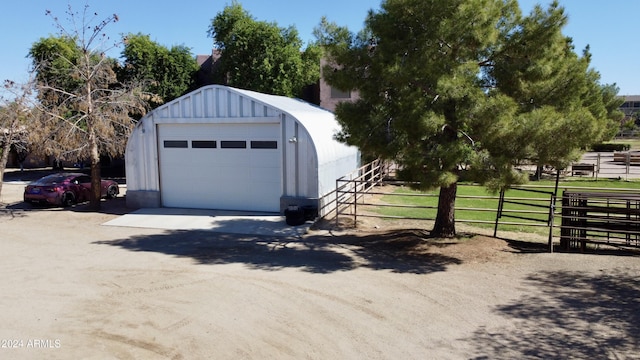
[611,138,640,150]
[375,179,640,235]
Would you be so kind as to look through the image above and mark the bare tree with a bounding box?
[0,80,32,202]
[29,5,148,210]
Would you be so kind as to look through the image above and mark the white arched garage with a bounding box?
[125,85,360,215]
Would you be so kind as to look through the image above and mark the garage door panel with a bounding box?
[249,166,280,182]
[250,151,279,164]
[158,123,281,212]
[215,158,251,167]
[216,168,249,181]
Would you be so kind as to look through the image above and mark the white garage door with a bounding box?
[158,123,281,212]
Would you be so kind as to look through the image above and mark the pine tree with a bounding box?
[316,0,621,237]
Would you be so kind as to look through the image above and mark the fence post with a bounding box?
[353,178,358,226]
[493,189,505,237]
[548,194,555,253]
[559,192,570,250]
[335,178,340,228]
[626,152,631,180]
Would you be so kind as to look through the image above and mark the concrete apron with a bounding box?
[103,208,312,237]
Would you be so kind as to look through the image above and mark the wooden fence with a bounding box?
[569,152,640,180]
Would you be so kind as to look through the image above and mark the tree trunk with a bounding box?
[86,78,102,211]
[89,158,101,210]
[89,131,101,211]
[432,181,457,238]
[534,164,543,181]
[0,141,11,201]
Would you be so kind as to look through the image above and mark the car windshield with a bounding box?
[30,174,70,186]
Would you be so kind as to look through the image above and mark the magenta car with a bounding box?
[23,173,119,207]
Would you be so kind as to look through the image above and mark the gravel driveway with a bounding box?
[1,179,640,359]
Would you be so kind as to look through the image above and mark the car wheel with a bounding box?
[106,184,118,199]
[62,192,75,207]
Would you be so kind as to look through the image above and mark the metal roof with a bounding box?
[229,86,356,168]
[126,85,360,205]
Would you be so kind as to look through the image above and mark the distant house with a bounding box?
[195,52,359,112]
[318,58,360,112]
[620,95,640,118]
[195,50,222,89]
[619,96,640,135]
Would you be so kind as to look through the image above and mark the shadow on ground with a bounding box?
[467,269,640,359]
[2,166,126,183]
[94,228,463,274]
[2,196,130,216]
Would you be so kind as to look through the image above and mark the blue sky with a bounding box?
[1,0,638,95]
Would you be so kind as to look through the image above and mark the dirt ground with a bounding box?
[1,176,640,359]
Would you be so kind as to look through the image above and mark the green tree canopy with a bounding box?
[207,1,321,97]
[120,33,199,108]
[28,35,83,107]
[317,0,622,237]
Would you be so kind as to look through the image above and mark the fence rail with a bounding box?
[560,191,640,251]
[570,151,640,180]
[335,160,640,252]
[335,159,390,226]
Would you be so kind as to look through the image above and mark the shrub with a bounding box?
[591,143,631,152]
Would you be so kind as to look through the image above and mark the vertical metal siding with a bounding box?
[126,85,359,211]
[283,114,297,196]
[192,91,202,117]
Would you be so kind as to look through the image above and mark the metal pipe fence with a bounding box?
[334,160,640,252]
